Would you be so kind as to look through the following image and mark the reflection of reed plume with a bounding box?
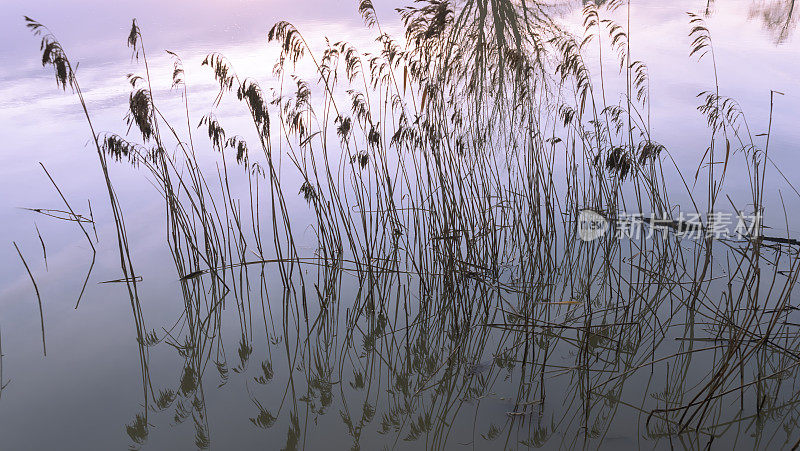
[750,0,798,43]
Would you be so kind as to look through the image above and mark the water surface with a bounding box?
[1,1,800,449]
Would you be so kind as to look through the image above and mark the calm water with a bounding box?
[1,0,800,449]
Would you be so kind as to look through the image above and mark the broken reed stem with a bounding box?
[13,242,46,357]
[0,324,5,398]
[39,162,97,309]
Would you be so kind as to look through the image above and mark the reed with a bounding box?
[0,324,7,399]
[12,242,45,357]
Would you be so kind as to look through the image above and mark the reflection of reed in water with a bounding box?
[750,0,798,43]
[19,0,800,449]
[0,325,7,400]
